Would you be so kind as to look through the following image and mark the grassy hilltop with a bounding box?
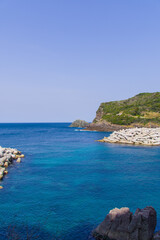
[94,92,160,126]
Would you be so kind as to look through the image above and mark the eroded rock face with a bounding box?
[93,206,156,240]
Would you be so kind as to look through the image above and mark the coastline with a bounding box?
[84,121,126,132]
[84,120,160,132]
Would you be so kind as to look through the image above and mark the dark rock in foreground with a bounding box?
[93,206,156,240]
[69,119,90,128]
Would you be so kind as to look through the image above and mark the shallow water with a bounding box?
[0,123,160,239]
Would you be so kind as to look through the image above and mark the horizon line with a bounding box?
[0,122,73,124]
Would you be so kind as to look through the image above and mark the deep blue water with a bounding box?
[0,123,160,239]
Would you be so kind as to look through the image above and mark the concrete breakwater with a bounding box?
[0,146,24,185]
[98,128,160,146]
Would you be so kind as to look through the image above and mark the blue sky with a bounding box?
[0,0,160,122]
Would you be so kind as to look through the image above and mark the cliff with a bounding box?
[86,92,160,132]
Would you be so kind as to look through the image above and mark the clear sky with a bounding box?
[0,0,160,122]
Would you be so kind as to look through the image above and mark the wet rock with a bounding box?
[93,206,156,240]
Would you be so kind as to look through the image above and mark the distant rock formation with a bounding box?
[93,206,157,240]
[69,119,90,128]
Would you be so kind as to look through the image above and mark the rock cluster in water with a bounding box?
[0,146,24,182]
[98,128,160,146]
[69,119,90,128]
[93,206,160,240]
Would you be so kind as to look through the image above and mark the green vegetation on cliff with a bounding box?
[94,92,160,126]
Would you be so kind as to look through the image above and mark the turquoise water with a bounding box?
[0,123,160,239]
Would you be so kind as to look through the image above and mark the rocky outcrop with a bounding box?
[98,128,160,146]
[69,119,90,128]
[85,122,159,132]
[93,206,157,240]
[93,106,104,123]
[85,121,127,132]
[0,146,24,181]
[85,92,160,132]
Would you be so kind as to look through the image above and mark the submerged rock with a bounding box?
[69,119,90,128]
[93,206,156,240]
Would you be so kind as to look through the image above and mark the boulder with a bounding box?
[4,162,8,168]
[93,206,156,240]
[0,156,7,164]
[0,167,5,180]
[16,158,21,163]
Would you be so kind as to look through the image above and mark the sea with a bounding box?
[0,123,160,240]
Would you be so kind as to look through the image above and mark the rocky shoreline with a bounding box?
[0,146,24,187]
[93,206,160,240]
[70,119,160,132]
[84,121,160,132]
[98,128,160,146]
[85,121,127,132]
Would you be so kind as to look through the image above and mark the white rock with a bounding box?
[101,128,160,146]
